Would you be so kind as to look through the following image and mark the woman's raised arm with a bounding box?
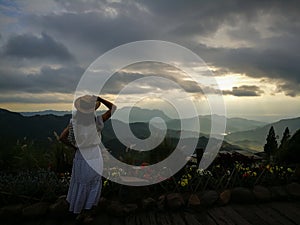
[96,96,117,122]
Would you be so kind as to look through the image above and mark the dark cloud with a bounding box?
[199,38,300,87]
[144,0,300,96]
[101,71,145,94]
[226,25,261,42]
[223,85,264,97]
[141,0,299,37]
[276,81,300,97]
[0,95,71,104]
[22,0,300,97]
[1,0,300,100]
[185,33,300,97]
[97,61,205,95]
[27,9,155,53]
[101,71,196,95]
[0,60,204,96]
[3,32,74,61]
[0,65,83,93]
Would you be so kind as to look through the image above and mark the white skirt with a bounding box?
[66,145,103,214]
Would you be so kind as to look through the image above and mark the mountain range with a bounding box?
[225,117,300,151]
[20,107,267,134]
[0,108,240,155]
[20,110,71,117]
[1,108,299,153]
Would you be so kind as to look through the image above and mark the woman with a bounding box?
[60,95,116,222]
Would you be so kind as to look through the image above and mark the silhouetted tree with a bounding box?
[279,127,290,150]
[277,127,290,162]
[264,126,278,159]
[284,129,300,163]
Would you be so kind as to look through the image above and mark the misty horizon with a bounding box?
[1,106,298,124]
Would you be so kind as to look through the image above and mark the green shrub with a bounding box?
[0,169,70,204]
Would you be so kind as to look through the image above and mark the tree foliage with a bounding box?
[279,127,291,150]
[264,126,278,158]
[277,127,291,161]
[282,129,300,163]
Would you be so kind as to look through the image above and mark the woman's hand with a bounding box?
[96,96,117,122]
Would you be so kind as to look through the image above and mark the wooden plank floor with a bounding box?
[3,201,300,225]
[91,201,300,225]
[210,201,300,225]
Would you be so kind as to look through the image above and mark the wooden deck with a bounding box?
[91,201,300,225]
[2,201,300,225]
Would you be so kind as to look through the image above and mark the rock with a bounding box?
[96,197,109,211]
[48,196,69,217]
[219,189,231,205]
[43,219,61,225]
[58,195,67,199]
[286,183,300,199]
[269,186,289,200]
[181,192,191,205]
[106,201,125,217]
[157,195,166,211]
[187,194,201,207]
[118,185,149,204]
[123,203,138,214]
[142,197,156,210]
[166,193,185,210]
[253,185,271,202]
[61,221,78,225]
[22,202,50,218]
[0,204,23,218]
[201,190,219,206]
[231,187,254,203]
[294,165,300,178]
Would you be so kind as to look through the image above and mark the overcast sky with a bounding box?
[0,0,299,122]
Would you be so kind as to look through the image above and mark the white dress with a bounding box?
[66,115,104,214]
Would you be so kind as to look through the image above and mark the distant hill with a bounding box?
[113,108,267,134]
[20,110,72,117]
[111,106,172,123]
[164,115,267,134]
[226,117,267,133]
[101,120,242,158]
[0,108,70,141]
[18,108,267,134]
[225,117,300,151]
[0,108,240,157]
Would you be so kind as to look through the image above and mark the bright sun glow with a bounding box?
[214,73,264,91]
[215,74,239,90]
